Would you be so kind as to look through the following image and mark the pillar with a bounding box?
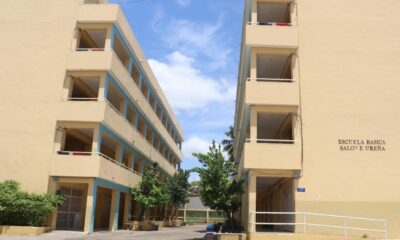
[250,108,257,143]
[105,26,113,50]
[124,193,130,224]
[98,74,107,101]
[251,0,257,24]
[62,75,73,100]
[92,128,100,153]
[248,173,257,233]
[206,208,210,223]
[84,179,97,233]
[116,145,123,162]
[109,190,120,231]
[183,205,187,222]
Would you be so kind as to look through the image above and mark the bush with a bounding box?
[0,180,64,227]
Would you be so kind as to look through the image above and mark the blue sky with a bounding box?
[110,0,244,181]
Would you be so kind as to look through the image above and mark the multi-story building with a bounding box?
[0,0,184,233]
[234,0,400,239]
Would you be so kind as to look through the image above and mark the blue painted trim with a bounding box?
[97,128,103,153]
[95,177,130,193]
[99,123,170,177]
[123,102,128,117]
[110,27,115,49]
[106,73,181,165]
[118,145,124,162]
[89,181,98,233]
[130,153,136,170]
[104,77,109,99]
[112,24,183,142]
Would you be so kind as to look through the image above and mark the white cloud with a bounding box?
[149,51,236,111]
[176,0,191,6]
[182,136,211,159]
[163,17,232,70]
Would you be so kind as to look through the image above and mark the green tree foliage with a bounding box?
[192,141,244,231]
[131,162,164,220]
[166,169,190,218]
[221,126,235,162]
[0,180,64,227]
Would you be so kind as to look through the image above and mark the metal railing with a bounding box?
[246,139,296,144]
[56,151,142,176]
[249,212,387,239]
[247,77,294,82]
[247,22,293,26]
[74,47,111,51]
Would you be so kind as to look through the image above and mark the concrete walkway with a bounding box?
[0,225,207,240]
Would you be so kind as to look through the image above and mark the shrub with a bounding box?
[0,180,64,227]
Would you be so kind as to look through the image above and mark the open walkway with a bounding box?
[0,225,207,240]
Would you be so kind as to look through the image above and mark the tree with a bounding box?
[131,162,163,221]
[192,141,244,231]
[0,180,64,227]
[166,169,190,219]
[221,126,235,162]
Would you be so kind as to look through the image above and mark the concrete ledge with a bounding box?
[215,233,247,240]
[0,226,52,236]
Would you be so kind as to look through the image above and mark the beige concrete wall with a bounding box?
[236,0,400,238]
[0,0,83,193]
[0,1,183,194]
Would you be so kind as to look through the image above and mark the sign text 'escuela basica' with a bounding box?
[338,139,386,151]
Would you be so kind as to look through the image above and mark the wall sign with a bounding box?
[297,187,306,192]
[338,139,386,151]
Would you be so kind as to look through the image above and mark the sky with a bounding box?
[110,0,244,181]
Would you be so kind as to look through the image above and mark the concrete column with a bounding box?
[250,49,257,80]
[251,0,258,23]
[183,205,187,222]
[250,108,258,143]
[124,193,130,223]
[54,126,66,152]
[121,100,128,117]
[248,173,257,233]
[290,2,297,26]
[130,154,136,170]
[71,27,79,50]
[98,75,106,100]
[48,178,59,230]
[105,26,113,50]
[92,128,100,153]
[109,190,120,231]
[84,179,97,233]
[115,145,123,162]
[206,209,210,223]
[62,75,73,100]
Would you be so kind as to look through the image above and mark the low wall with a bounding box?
[0,226,52,236]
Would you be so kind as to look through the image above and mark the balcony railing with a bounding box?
[249,212,388,239]
[247,22,293,26]
[56,151,142,176]
[246,138,296,144]
[247,77,294,83]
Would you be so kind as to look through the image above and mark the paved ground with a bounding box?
[0,225,207,240]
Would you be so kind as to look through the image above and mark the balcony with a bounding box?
[246,1,297,47]
[244,110,301,171]
[245,53,299,106]
[50,153,141,188]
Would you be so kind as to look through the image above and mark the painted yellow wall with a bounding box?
[0,1,182,193]
[235,0,400,238]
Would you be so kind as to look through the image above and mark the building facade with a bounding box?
[234,0,400,239]
[0,0,184,233]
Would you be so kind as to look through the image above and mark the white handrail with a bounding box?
[246,139,296,143]
[249,212,387,239]
[247,77,294,82]
[247,22,293,26]
[73,48,112,51]
[56,150,142,176]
